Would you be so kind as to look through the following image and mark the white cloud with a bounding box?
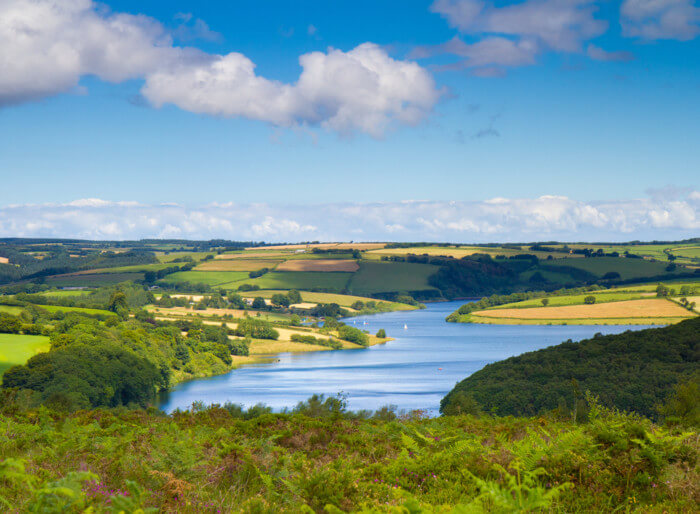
[0,0,441,136]
[0,194,697,242]
[621,0,700,40]
[423,0,611,73]
[431,0,607,51]
[586,44,635,62]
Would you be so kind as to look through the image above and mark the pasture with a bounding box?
[237,272,351,291]
[0,257,8,264]
[276,259,359,272]
[161,271,249,287]
[348,261,439,295]
[45,272,144,287]
[545,257,674,279]
[490,291,653,309]
[0,334,50,377]
[0,305,24,315]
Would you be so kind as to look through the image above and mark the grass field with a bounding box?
[348,261,439,295]
[39,305,116,317]
[194,259,282,272]
[45,272,144,287]
[40,290,92,297]
[545,256,674,279]
[491,291,653,309]
[276,259,359,272]
[0,305,24,315]
[161,271,250,286]
[235,272,352,291]
[519,268,578,285]
[155,251,215,262]
[0,334,50,377]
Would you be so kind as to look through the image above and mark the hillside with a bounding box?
[0,395,697,512]
[441,317,700,419]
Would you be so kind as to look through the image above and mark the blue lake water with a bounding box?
[159,301,647,415]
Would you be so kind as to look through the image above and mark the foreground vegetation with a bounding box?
[441,317,700,421]
[0,393,697,513]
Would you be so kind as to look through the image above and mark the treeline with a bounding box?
[440,318,700,422]
[446,285,605,321]
[0,244,158,284]
[1,314,249,410]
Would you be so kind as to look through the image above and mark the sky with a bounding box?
[0,0,698,242]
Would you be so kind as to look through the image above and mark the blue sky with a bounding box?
[0,0,698,241]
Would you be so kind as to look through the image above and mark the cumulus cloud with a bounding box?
[0,195,697,242]
[621,0,700,40]
[143,43,442,136]
[0,0,441,136]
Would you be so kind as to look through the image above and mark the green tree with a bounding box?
[376,329,386,338]
[541,298,549,307]
[287,289,302,304]
[583,295,596,305]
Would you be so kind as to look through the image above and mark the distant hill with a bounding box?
[441,317,700,419]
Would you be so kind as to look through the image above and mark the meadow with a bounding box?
[347,261,439,295]
[365,245,576,260]
[238,290,415,310]
[161,271,250,287]
[236,271,352,291]
[0,333,50,376]
[44,272,144,287]
[194,259,282,272]
[545,256,673,279]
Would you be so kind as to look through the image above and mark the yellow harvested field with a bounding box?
[170,294,203,301]
[276,259,359,272]
[290,302,317,309]
[195,259,281,271]
[0,257,8,264]
[474,299,694,320]
[245,243,384,250]
[215,251,291,259]
[249,340,331,354]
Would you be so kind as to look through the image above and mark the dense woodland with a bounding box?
[441,318,700,422]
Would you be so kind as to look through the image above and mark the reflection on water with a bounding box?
[159,301,646,415]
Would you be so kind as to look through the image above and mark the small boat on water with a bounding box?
[404,324,408,330]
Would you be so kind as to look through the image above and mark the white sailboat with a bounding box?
[404,324,408,330]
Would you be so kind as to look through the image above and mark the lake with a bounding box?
[159,300,647,415]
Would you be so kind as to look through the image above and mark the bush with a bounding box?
[584,295,596,304]
[376,329,386,338]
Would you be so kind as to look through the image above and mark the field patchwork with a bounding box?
[276,259,359,272]
[194,259,282,272]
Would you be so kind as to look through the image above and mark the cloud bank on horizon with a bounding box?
[2,0,699,131]
[1,194,698,242]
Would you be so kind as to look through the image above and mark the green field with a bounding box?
[490,291,650,309]
[0,305,24,315]
[39,305,116,317]
[40,290,92,297]
[45,272,144,287]
[519,268,578,285]
[347,261,439,295]
[545,257,674,279]
[235,272,352,291]
[155,251,215,262]
[161,271,250,286]
[0,333,50,377]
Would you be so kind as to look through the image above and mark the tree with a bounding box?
[290,314,301,327]
[376,329,386,338]
[656,284,670,297]
[251,297,266,310]
[583,296,596,305]
[287,290,302,304]
[107,290,129,319]
[271,293,290,308]
[541,298,549,307]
